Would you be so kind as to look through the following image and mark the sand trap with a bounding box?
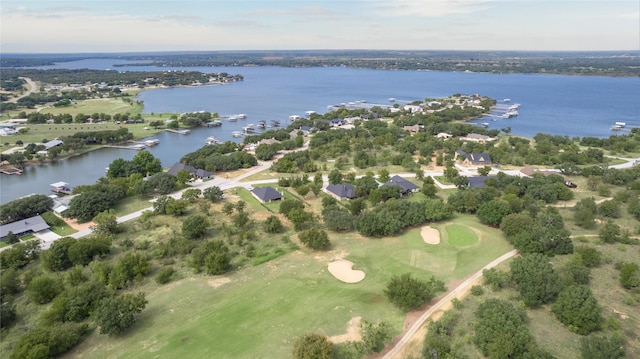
[328,259,365,283]
[421,225,440,245]
[329,316,362,344]
[208,277,231,288]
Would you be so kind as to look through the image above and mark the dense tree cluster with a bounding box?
[180,141,257,172]
[64,184,126,221]
[356,199,452,237]
[0,194,53,225]
[500,209,573,256]
[473,299,550,358]
[510,253,559,307]
[552,285,602,335]
[107,150,162,178]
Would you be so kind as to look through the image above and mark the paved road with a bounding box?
[382,249,519,359]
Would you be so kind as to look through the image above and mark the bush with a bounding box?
[384,273,445,311]
[155,266,175,284]
[298,228,330,250]
[292,333,333,359]
[470,285,484,296]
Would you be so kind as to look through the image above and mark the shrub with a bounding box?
[155,266,175,284]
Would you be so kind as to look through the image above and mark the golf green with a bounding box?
[446,224,478,246]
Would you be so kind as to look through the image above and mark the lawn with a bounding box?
[41,211,77,236]
[112,196,154,217]
[64,214,513,359]
[445,224,478,247]
[40,97,143,117]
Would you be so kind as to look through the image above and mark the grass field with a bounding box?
[63,214,512,359]
[112,196,154,217]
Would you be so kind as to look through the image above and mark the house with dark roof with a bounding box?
[520,167,576,188]
[382,175,419,196]
[467,176,497,188]
[250,186,283,203]
[0,215,49,240]
[167,162,212,179]
[325,183,356,200]
[455,150,492,166]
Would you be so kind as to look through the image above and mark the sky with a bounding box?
[1,0,639,53]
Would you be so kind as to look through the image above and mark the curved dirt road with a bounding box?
[382,249,519,359]
[8,77,37,103]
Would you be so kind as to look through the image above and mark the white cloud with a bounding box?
[378,0,493,17]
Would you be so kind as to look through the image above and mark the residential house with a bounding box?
[167,162,212,179]
[250,186,283,203]
[325,183,356,200]
[520,167,577,188]
[402,125,421,134]
[461,133,496,144]
[382,175,419,196]
[0,215,49,240]
[455,150,492,166]
[468,176,497,188]
[436,132,453,139]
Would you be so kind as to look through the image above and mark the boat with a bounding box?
[206,136,220,145]
[610,125,623,131]
[206,120,222,127]
[228,116,238,122]
[145,139,160,146]
[508,104,521,110]
[388,98,396,102]
[503,98,511,102]
[242,124,255,133]
[270,120,280,127]
[237,114,247,119]
[232,131,243,138]
[481,122,490,127]
[131,144,146,150]
[305,110,316,117]
[289,115,301,121]
[257,121,266,129]
[615,122,626,127]
[50,181,72,195]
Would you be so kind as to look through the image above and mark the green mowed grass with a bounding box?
[40,97,143,117]
[66,215,513,358]
[445,224,478,247]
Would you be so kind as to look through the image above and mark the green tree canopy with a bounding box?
[384,273,445,311]
[510,253,559,307]
[552,285,602,335]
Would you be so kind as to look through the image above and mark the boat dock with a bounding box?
[50,181,72,195]
[0,167,23,175]
[165,129,191,135]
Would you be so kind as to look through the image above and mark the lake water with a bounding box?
[2,59,639,203]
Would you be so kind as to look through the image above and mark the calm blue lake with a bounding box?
[2,59,639,203]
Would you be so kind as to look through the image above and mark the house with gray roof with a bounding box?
[325,183,356,200]
[455,150,492,166]
[167,162,212,179]
[250,186,283,203]
[0,215,49,240]
[382,175,419,196]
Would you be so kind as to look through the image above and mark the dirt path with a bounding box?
[8,77,37,103]
[381,249,518,359]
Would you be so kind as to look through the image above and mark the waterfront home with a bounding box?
[258,138,281,146]
[167,162,212,180]
[436,132,453,139]
[43,139,64,150]
[0,215,49,240]
[382,175,419,196]
[455,150,492,166]
[325,183,356,200]
[250,186,283,203]
[461,133,496,144]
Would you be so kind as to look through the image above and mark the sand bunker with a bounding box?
[421,225,440,245]
[329,316,362,344]
[328,259,365,283]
